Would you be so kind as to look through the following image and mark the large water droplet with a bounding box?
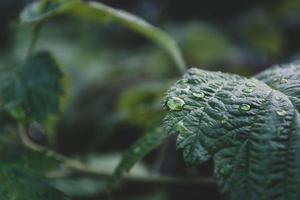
[192,92,205,99]
[167,97,185,111]
[276,110,287,117]
[245,81,256,87]
[239,104,251,112]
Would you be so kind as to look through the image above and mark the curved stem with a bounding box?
[26,23,42,58]
[18,123,216,188]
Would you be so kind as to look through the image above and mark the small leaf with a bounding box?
[21,51,64,120]
[0,51,64,121]
[108,128,167,189]
[20,0,185,73]
[163,67,300,199]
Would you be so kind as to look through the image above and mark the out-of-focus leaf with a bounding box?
[108,128,167,189]
[0,133,67,199]
[0,51,64,121]
[117,81,170,126]
[20,0,185,73]
[0,165,69,200]
[21,51,64,120]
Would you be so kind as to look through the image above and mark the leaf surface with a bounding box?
[163,67,300,200]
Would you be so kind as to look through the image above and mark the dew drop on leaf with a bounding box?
[192,92,205,99]
[242,88,255,93]
[176,120,190,135]
[166,97,185,111]
[280,78,288,84]
[239,104,251,112]
[245,81,256,87]
[276,110,287,117]
[221,115,229,125]
[276,127,285,136]
[275,96,281,101]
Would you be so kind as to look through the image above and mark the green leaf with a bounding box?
[0,134,68,199]
[163,67,300,200]
[0,51,64,121]
[21,51,64,120]
[255,61,300,111]
[108,128,167,189]
[20,0,186,73]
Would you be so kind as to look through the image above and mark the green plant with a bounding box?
[111,61,300,200]
[2,0,300,199]
[0,0,184,199]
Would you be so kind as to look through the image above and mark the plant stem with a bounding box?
[26,23,42,58]
[18,123,216,188]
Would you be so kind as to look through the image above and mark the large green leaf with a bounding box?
[0,51,64,121]
[20,0,185,73]
[163,66,300,199]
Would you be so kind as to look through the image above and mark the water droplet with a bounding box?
[280,78,288,84]
[192,92,205,99]
[134,147,141,153]
[276,110,287,117]
[180,86,190,93]
[221,115,229,124]
[277,127,285,136]
[242,88,255,93]
[166,97,185,111]
[245,81,256,87]
[275,96,281,101]
[176,120,190,135]
[239,104,251,112]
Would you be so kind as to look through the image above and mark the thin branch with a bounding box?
[26,23,42,58]
[18,123,216,188]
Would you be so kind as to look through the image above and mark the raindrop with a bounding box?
[245,81,256,87]
[221,115,229,124]
[277,127,285,136]
[242,88,255,93]
[280,78,288,84]
[176,120,190,135]
[180,86,190,93]
[276,110,287,117]
[275,96,281,101]
[239,104,251,112]
[192,92,205,99]
[166,97,185,111]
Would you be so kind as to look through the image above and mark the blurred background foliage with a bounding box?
[0,0,299,199]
